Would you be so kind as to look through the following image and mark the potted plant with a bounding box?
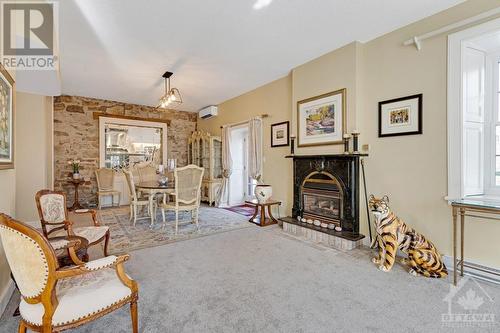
[68,159,81,179]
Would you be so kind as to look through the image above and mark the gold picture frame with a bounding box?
[297,88,346,147]
[0,62,14,170]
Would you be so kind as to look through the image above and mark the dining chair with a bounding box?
[123,169,156,225]
[35,190,110,257]
[0,213,138,333]
[160,165,204,234]
[95,168,121,209]
[137,164,157,183]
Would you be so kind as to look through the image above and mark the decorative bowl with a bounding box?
[301,218,307,223]
[328,224,336,230]
[335,226,342,232]
[307,219,314,224]
[321,222,328,228]
[313,220,321,226]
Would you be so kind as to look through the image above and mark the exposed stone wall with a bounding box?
[53,95,197,206]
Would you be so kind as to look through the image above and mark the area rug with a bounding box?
[97,205,252,254]
[224,204,255,218]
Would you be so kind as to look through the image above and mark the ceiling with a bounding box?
[49,0,465,111]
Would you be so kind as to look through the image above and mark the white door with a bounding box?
[229,125,249,206]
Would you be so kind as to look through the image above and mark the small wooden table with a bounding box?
[67,179,87,211]
[450,199,500,285]
[245,199,281,227]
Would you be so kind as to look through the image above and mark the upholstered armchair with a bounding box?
[95,168,121,209]
[160,165,204,234]
[0,214,139,333]
[35,190,110,257]
[123,169,156,225]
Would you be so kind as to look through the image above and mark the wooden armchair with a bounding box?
[0,213,138,333]
[35,189,110,257]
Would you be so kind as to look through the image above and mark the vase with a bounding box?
[255,185,272,203]
[73,173,80,180]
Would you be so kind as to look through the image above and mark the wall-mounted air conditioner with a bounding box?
[199,105,218,119]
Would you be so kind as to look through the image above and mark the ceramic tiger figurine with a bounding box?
[368,195,447,278]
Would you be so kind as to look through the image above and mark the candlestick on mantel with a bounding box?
[351,131,360,154]
[290,135,296,155]
[343,133,350,154]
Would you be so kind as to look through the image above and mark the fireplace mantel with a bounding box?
[285,153,369,159]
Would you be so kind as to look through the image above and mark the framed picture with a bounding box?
[378,94,422,137]
[0,63,14,170]
[271,121,289,147]
[297,88,346,147]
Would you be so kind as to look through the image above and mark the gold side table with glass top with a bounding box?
[450,199,500,285]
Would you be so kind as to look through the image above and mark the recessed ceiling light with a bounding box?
[253,0,273,10]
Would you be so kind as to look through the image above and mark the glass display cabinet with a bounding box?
[188,131,222,205]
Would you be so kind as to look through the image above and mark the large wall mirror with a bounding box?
[99,117,168,169]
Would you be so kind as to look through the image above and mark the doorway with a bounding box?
[228,124,256,206]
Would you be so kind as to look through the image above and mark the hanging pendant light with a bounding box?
[158,71,183,108]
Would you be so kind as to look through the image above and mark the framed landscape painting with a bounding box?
[0,63,14,170]
[271,121,289,147]
[297,88,346,147]
[378,94,422,137]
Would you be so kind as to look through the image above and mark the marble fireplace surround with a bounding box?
[287,154,366,241]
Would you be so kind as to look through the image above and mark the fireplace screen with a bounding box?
[301,177,342,226]
[303,193,340,218]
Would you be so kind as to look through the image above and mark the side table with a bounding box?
[245,199,281,227]
[67,179,87,211]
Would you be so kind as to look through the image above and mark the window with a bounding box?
[448,19,500,201]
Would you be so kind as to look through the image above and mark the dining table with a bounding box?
[135,181,175,226]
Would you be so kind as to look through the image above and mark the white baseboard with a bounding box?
[0,279,15,318]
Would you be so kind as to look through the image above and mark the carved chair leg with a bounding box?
[130,300,138,333]
[18,321,27,333]
[104,230,110,257]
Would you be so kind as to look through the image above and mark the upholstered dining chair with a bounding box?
[95,168,121,209]
[123,169,156,225]
[0,213,138,333]
[160,165,204,234]
[35,190,110,257]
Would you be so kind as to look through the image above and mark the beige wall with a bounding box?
[198,75,294,215]
[198,0,500,268]
[15,92,53,221]
[0,68,15,313]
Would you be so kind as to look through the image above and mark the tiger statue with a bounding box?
[368,195,447,278]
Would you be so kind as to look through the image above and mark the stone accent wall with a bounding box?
[53,95,197,206]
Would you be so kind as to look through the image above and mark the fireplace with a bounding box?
[287,154,365,240]
[301,172,342,227]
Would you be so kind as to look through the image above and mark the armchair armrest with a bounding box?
[74,209,100,226]
[55,254,130,279]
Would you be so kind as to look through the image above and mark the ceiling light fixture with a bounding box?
[158,71,182,109]
[253,0,273,10]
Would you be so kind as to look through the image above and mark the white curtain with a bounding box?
[216,125,233,207]
[248,117,263,182]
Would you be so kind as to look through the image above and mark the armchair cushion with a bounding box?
[74,226,109,244]
[19,267,132,326]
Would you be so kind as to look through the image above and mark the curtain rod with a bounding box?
[403,7,500,51]
[219,114,269,129]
